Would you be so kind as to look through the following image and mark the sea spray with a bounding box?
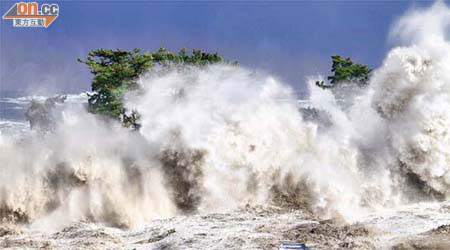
[130,65,365,221]
[0,65,366,228]
[368,1,450,199]
[0,106,177,229]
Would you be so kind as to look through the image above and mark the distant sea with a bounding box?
[0,90,88,135]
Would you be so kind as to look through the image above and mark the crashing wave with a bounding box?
[2,1,450,230]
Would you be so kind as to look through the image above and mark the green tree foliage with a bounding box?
[316,55,372,89]
[78,48,228,129]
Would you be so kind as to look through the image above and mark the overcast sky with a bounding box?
[0,0,435,95]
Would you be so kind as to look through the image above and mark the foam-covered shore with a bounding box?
[0,205,373,250]
[2,203,450,250]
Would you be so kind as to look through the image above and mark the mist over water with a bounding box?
[1,2,450,232]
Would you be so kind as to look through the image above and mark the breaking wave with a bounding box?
[2,1,450,230]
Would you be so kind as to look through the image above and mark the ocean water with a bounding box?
[1,91,33,135]
[0,92,88,135]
